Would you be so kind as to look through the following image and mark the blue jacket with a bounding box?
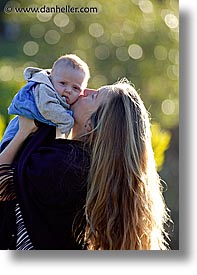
[0,81,72,151]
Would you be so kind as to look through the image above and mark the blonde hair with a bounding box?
[77,79,171,250]
[51,54,90,89]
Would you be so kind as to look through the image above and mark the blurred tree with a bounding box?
[151,123,171,171]
[0,0,178,128]
[0,115,5,139]
[0,0,179,249]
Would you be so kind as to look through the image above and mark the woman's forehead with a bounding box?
[96,87,107,98]
[97,86,111,95]
[95,86,113,105]
[97,86,108,92]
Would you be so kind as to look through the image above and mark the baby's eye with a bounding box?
[73,86,80,92]
[60,82,66,85]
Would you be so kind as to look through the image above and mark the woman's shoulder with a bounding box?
[50,139,90,157]
[30,138,90,173]
[20,138,90,200]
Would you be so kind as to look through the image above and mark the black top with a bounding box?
[1,125,90,250]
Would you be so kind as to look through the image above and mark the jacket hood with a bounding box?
[24,67,53,88]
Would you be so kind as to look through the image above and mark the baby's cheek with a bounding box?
[69,95,78,105]
[74,93,81,101]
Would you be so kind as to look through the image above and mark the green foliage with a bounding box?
[0,0,178,129]
[0,0,178,170]
[0,115,6,140]
[0,0,177,167]
[151,123,171,171]
[0,80,24,124]
[0,0,179,249]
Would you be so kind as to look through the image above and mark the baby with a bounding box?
[0,54,90,151]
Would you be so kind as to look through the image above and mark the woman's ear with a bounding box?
[85,119,92,133]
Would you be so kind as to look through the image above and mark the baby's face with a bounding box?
[51,65,86,104]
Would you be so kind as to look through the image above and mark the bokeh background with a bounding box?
[0,0,179,249]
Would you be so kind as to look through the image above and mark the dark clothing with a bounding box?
[0,125,90,250]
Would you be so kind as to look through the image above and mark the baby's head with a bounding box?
[50,54,90,104]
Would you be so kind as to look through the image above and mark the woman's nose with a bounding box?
[83,88,97,96]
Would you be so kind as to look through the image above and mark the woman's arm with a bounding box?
[0,117,38,165]
[0,117,37,202]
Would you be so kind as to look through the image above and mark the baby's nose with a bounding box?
[64,86,72,93]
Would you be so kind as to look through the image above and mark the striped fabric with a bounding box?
[0,164,16,201]
[15,203,34,250]
[0,164,34,250]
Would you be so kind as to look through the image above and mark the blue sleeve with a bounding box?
[8,82,56,126]
[8,81,73,125]
[0,116,19,151]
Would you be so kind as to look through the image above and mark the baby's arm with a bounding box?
[34,84,74,134]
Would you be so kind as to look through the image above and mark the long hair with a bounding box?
[78,79,170,250]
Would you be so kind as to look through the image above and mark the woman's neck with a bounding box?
[55,126,82,140]
[68,125,85,140]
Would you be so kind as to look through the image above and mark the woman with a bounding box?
[0,79,171,250]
